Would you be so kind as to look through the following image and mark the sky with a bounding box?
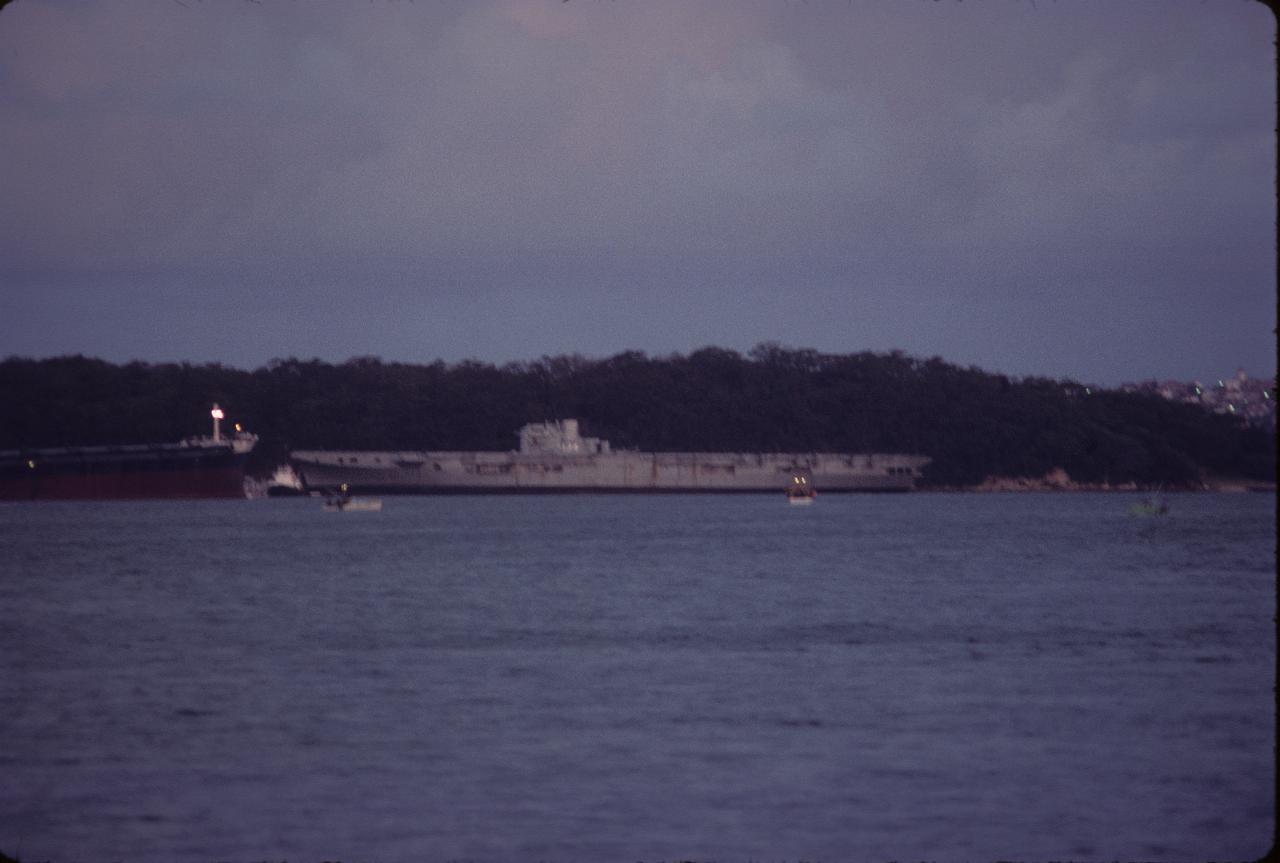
[0,0,1274,386]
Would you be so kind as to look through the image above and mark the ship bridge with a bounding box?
[518,420,610,456]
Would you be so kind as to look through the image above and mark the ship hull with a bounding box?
[290,450,930,494]
[1,444,252,501]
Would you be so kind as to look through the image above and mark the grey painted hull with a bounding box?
[290,449,930,494]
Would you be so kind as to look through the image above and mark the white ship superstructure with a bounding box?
[290,420,930,494]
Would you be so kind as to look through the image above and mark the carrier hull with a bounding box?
[290,449,930,495]
[292,420,929,495]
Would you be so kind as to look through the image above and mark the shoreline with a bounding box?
[925,469,1276,494]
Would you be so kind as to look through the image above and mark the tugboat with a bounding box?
[786,473,816,505]
[265,464,307,497]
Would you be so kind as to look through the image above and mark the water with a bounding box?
[0,492,1273,862]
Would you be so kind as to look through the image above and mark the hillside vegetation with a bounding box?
[1,347,1273,487]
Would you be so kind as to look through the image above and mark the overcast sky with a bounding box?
[0,0,1273,385]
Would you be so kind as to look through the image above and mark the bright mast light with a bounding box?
[211,404,224,441]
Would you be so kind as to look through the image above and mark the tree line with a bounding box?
[0,346,1273,487]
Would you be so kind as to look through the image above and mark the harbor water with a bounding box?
[0,492,1274,862]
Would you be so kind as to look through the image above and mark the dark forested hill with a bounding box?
[1,347,1273,487]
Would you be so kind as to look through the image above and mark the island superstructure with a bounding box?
[290,419,930,494]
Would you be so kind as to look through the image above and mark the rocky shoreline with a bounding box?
[931,468,1275,493]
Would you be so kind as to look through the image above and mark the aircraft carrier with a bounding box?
[290,420,930,494]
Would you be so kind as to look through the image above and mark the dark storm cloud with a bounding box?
[0,0,1272,384]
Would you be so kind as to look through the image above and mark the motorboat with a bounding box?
[323,483,383,512]
[1128,498,1168,517]
[786,473,816,505]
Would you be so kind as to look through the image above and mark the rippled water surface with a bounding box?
[0,492,1274,862]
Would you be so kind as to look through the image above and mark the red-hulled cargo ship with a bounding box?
[0,405,257,501]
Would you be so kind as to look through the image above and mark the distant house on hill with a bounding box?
[1119,369,1275,431]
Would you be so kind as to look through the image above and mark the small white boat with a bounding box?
[1128,498,1168,517]
[324,497,382,512]
[786,473,816,505]
[323,483,382,512]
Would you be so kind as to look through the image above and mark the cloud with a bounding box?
[0,0,1272,383]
